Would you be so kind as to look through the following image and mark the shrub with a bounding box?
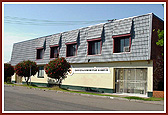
[4,63,14,82]
[15,60,38,85]
[45,57,70,87]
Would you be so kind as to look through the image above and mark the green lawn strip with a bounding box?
[61,89,119,97]
[123,96,164,101]
[25,84,119,97]
[4,82,17,86]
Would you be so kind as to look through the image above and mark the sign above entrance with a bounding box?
[74,67,110,74]
[68,67,110,75]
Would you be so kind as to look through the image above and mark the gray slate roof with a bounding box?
[87,24,104,40]
[63,29,79,43]
[36,37,46,48]
[112,18,133,36]
[10,13,156,66]
[49,33,61,46]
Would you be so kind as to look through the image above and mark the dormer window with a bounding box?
[87,38,102,55]
[66,42,77,57]
[113,34,131,53]
[50,45,59,58]
[36,48,44,59]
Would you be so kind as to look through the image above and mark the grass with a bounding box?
[61,89,120,97]
[123,96,164,101]
[4,82,17,86]
[4,82,164,101]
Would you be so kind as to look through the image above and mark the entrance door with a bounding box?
[115,68,147,94]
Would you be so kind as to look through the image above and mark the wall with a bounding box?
[11,60,153,96]
[62,68,113,89]
[62,60,153,93]
[151,14,164,91]
[11,73,16,83]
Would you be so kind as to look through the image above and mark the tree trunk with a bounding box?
[25,77,30,85]
[58,79,62,88]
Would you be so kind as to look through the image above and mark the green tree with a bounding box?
[156,4,164,55]
[156,29,164,46]
[45,57,70,87]
[4,63,14,83]
[15,60,38,85]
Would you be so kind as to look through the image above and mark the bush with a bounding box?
[4,63,14,82]
[15,60,38,85]
[45,57,70,87]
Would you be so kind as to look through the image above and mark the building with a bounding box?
[10,13,164,97]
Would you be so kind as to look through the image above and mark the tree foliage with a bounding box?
[45,57,70,87]
[15,60,38,85]
[156,29,164,47]
[4,63,14,82]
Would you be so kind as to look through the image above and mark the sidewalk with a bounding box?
[63,91,164,106]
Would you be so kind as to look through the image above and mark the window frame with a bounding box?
[112,34,131,53]
[50,45,59,59]
[87,38,102,56]
[37,66,44,78]
[66,42,77,57]
[36,47,44,60]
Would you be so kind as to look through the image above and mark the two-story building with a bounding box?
[10,13,164,97]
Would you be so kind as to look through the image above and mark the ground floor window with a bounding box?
[115,68,147,94]
[38,66,44,78]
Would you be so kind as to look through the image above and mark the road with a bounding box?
[4,85,164,111]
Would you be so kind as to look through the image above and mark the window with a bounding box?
[36,48,44,59]
[88,39,101,55]
[113,35,131,53]
[38,66,44,78]
[66,43,77,57]
[50,46,59,58]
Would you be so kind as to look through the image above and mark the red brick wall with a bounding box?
[151,14,164,91]
[153,91,164,98]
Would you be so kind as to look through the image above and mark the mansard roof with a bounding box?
[10,13,160,66]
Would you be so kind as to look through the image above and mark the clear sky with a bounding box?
[3,3,164,63]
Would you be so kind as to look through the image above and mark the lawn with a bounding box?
[123,96,164,101]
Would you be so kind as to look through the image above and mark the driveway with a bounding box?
[4,85,164,111]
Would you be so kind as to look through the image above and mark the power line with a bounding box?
[5,16,106,23]
[4,16,108,26]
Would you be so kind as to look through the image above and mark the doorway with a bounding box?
[115,68,147,94]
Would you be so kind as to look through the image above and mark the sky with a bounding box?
[3,3,164,63]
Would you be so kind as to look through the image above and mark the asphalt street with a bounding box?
[4,85,164,111]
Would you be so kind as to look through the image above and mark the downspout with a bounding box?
[149,13,153,60]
